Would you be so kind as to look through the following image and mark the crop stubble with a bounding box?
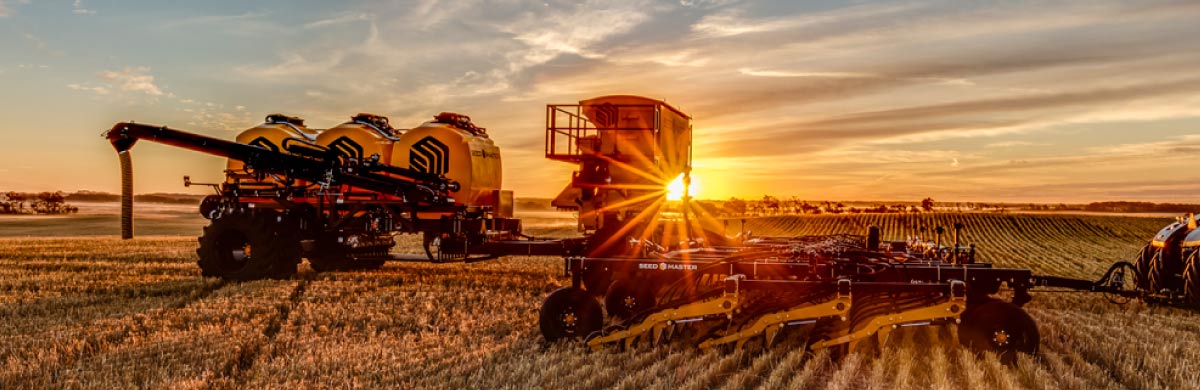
[0,214,1198,389]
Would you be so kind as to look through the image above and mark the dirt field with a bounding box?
[2,213,1199,389]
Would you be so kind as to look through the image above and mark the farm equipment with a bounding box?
[104,95,1170,361]
[1133,216,1200,306]
[106,111,572,280]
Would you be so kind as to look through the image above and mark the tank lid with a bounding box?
[434,112,487,137]
[265,113,305,127]
[349,113,399,139]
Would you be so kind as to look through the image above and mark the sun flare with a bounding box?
[666,173,696,201]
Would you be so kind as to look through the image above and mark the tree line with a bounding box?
[1,192,79,215]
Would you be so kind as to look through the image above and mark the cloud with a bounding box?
[1088,134,1200,155]
[304,12,370,29]
[72,0,95,15]
[691,3,919,37]
[158,10,275,32]
[679,0,733,8]
[985,141,1038,148]
[99,67,165,96]
[805,78,1200,131]
[70,67,167,98]
[66,83,109,95]
[738,69,878,79]
[0,0,29,17]
[46,0,1198,200]
[503,0,655,68]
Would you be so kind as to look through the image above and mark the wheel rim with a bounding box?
[560,306,578,334]
[991,329,1011,347]
[1104,262,1138,304]
[622,295,638,310]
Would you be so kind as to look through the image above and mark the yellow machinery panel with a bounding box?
[226,114,319,187]
[391,113,502,209]
[316,114,399,165]
[547,95,692,231]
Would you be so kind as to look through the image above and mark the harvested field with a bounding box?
[2,213,1198,389]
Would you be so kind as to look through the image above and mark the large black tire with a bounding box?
[1183,250,1200,307]
[959,299,1039,364]
[540,287,603,342]
[307,240,386,272]
[1148,249,1181,293]
[604,278,656,320]
[197,210,300,281]
[1133,243,1154,291]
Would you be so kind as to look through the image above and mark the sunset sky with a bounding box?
[2,0,1199,202]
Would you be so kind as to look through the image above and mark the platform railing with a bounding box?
[545,104,661,162]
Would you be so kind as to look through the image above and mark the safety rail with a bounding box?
[544,103,661,162]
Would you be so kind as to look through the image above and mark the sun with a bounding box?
[666,173,697,201]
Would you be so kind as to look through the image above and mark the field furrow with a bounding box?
[0,213,1196,389]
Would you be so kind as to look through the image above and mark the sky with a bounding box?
[1,0,1199,203]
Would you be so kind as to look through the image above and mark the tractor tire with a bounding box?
[604,278,656,320]
[539,287,603,342]
[959,299,1039,364]
[1148,249,1181,293]
[307,240,386,272]
[1183,251,1200,308]
[197,210,300,281]
[1133,243,1154,291]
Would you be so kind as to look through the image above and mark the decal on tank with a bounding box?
[411,136,450,175]
[328,136,365,162]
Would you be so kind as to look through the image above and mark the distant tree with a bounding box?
[723,198,746,217]
[761,195,780,214]
[921,197,935,212]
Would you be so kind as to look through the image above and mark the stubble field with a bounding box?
[2,212,1199,389]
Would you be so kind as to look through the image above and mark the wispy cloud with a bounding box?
[158,10,271,30]
[72,0,95,15]
[99,67,165,96]
[1089,134,1200,155]
[66,83,108,95]
[69,67,166,99]
[737,68,878,79]
[0,0,28,17]
[985,141,1039,148]
[503,0,655,68]
[10,0,1200,199]
[304,12,370,29]
[692,3,918,38]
